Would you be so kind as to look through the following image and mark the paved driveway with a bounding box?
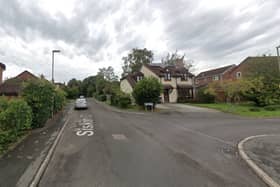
[38,99,280,187]
[157,103,219,113]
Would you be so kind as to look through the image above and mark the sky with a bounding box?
[0,0,279,83]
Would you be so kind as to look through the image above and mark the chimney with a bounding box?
[0,62,6,84]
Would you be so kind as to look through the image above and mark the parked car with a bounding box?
[75,98,88,110]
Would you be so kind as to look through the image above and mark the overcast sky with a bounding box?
[0,0,279,82]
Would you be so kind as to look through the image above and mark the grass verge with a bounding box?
[188,103,280,118]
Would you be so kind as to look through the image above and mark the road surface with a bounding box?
[39,99,280,187]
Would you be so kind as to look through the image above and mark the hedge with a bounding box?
[0,98,32,154]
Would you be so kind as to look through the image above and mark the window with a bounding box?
[213,75,219,81]
[236,72,242,79]
[181,73,188,81]
[165,73,171,81]
[136,76,143,81]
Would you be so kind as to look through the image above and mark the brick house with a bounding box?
[195,65,236,87]
[0,70,38,97]
[224,56,280,80]
[120,63,195,103]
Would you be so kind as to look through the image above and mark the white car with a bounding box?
[75,98,88,109]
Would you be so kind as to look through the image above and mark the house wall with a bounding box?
[140,66,160,80]
[0,66,4,84]
[177,77,193,85]
[169,89,178,103]
[120,79,133,94]
[160,77,177,87]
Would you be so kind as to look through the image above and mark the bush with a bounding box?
[0,99,32,153]
[249,107,261,112]
[117,94,131,108]
[0,97,8,112]
[97,94,106,101]
[54,88,66,113]
[197,88,215,103]
[23,80,55,128]
[0,130,18,153]
[264,105,280,111]
[0,99,32,132]
[132,77,162,106]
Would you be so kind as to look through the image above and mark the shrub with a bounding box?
[197,88,215,103]
[264,105,280,111]
[0,130,18,153]
[0,97,8,112]
[97,94,106,101]
[249,107,261,112]
[23,80,55,128]
[0,99,32,132]
[54,88,66,113]
[118,94,131,108]
[132,77,162,106]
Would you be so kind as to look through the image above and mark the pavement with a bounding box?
[0,104,70,187]
[1,99,280,187]
[242,135,280,185]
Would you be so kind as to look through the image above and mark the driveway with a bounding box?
[156,103,218,113]
[37,99,280,187]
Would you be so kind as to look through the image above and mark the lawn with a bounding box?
[189,103,280,118]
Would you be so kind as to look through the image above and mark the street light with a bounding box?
[52,50,61,83]
[276,45,280,74]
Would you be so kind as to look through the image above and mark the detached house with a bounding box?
[120,63,195,103]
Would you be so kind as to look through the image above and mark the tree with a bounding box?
[161,51,194,71]
[122,48,153,74]
[98,66,118,82]
[132,77,162,106]
[81,76,97,97]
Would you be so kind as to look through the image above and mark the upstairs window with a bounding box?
[236,72,242,79]
[164,73,171,81]
[213,75,219,81]
[136,76,143,82]
[181,73,188,81]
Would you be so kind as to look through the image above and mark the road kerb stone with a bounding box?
[238,134,280,187]
[29,118,69,187]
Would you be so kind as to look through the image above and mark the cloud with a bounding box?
[0,0,279,81]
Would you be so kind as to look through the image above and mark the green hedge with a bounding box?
[111,92,131,108]
[54,88,66,113]
[23,79,66,128]
[0,98,32,154]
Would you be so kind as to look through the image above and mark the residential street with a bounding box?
[39,99,280,187]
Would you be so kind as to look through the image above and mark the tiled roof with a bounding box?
[0,62,6,70]
[144,64,194,77]
[0,71,38,96]
[196,65,236,78]
[120,72,144,88]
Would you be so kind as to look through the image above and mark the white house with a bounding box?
[120,63,195,103]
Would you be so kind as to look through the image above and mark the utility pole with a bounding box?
[51,50,61,118]
[277,45,280,74]
[52,50,61,84]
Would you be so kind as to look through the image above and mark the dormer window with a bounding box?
[136,76,143,82]
[164,69,171,81]
[181,73,188,81]
[164,73,171,81]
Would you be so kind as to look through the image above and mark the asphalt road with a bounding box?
[39,99,280,187]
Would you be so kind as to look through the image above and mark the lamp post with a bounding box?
[276,45,280,73]
[52,50,61,84]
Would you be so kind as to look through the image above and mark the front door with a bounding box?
[164,89,169,103]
